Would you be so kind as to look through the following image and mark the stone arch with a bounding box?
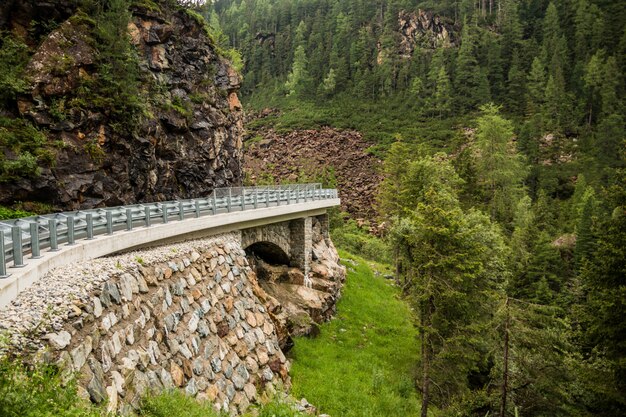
[241,224,291,261]
[244,241,290,265]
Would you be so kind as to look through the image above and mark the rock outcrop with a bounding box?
[248,217,346,347]
[398,9,456,57]
[0,2,243,210]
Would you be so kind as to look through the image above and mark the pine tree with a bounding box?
[433,66,452,118]
[600,56,622,118]
[493,297,574,417]
[526,231,563,302]
[526,57,546,117]
[474,104,527,224]
[574,188,596,267]
[454,19,484,111]
[543,68,570,133]
[579,182,626,412]
[377,141,413,220]
[285,44,310,96]
[391,181,506,417]
[583,50,605,126]
[505,49,525,114]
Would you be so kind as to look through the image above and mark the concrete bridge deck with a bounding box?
[0,184,339,308]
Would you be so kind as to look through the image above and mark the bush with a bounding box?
[139,390,220,417]
[0,356,307,417]
[0,357,103,417]
[330,214,391,264]
[0,206,35,220]
[0,34,30,106]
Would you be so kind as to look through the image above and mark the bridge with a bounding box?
[0,184,340,308]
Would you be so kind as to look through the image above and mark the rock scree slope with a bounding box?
[244,126,383,224]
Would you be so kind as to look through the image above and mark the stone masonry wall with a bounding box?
[0,233,291,415]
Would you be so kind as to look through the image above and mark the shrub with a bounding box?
[0,206,35,220]
[139,390,220,417]
[0,357,103,417]
[0,34,30,107]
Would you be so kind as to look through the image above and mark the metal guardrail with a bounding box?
[0,184,338,278]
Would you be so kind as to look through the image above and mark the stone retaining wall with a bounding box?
[1,234,290,415]
[0,222,346,415]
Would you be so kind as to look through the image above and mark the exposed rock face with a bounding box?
[0,3,243,209]
[244,125,383,225]
[398,9,456,57]
[248,217,346,347]
[0,0,76,43]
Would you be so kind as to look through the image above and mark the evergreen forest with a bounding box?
[207,0,626,415]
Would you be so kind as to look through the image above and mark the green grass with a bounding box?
[289,250,421,417]
[0,358,102,417]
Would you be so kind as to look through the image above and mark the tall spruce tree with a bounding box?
[474,104,527,225]
[455,18,484,111]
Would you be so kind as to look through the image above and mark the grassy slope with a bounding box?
[289,250,421,416]
[244,94,469,158]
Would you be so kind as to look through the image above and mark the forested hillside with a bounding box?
[208,0,626,416]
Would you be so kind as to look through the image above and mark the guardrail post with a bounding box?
[179,201,185,221]
[212,192,217,215]
[194,200,200,218]
[0,231,9,278]
[67,216,75,245]
[30,223,42,258]
[106,211,113,234]
[265,189,269,207]
[227,189,232,212]
[126,208,133,231]
[241,189,246,211]
[277,190,281,206]
[145,207,151,227]
[253,190,258,209]
[12,226,25,267]
[163,204,169,224]
[296,185,300,203]
[86,213,95,240]
[29,223,41,258]
[49,219,59,251]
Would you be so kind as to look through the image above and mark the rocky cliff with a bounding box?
[0,1,243,210]
[398,9,456,57]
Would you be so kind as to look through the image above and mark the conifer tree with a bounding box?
[505,49,525,114]
[474,104,527,224]
[574,188,596,267]
[390,170,506,417]
[454,19,484,111]
[285,45,310,96]
[579,180,626,411]
[433,66,452,118]
[583,50,605,125]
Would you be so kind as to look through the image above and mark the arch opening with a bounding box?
[244,242,290,266]
[245,241,291,284]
